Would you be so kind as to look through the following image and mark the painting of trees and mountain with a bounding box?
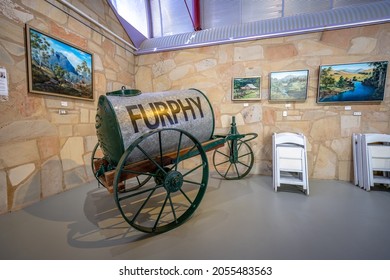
[269,70,308,101]
[318,61,388,103]
[27,26,93,100]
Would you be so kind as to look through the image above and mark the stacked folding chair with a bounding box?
[352,133,363,187]
[272,132,309,195]
[353,133,390,191]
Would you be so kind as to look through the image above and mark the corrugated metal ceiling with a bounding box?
[108,0,390,55]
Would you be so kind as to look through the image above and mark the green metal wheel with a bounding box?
[91,142,108,187]
[113,128,209,233]
[91,142,151,191]
[212,138,254,180]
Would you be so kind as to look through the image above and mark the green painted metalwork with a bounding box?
[107,86,142,97]
[212,116,257,180]
[96,94,125,166]
[91,142,110,187]
[113,128,208,234]
[94,87,141,167]
[92,87,258,233]
[91,142,151,191]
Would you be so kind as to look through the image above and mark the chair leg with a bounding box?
[273,175,277,192]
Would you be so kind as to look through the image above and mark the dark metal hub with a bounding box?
[163,170,183,193]
[155,167,170,185]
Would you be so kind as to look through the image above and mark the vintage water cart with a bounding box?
[92,87,257,233]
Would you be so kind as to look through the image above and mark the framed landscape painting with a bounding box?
[26,25,94,101]
[317,61,388,103]
[269,70,309,101]
[232,77,261,101]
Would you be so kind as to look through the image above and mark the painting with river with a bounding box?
[317,61,388,103]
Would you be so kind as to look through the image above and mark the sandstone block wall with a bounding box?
[0,0,135,214]
[135,23,390,182]
[1,0,389,215]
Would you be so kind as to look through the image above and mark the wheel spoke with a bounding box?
[183,144,198,160]
[215,149,230,158]
[136,144,166,174]
[131,188,157,223]
[172,144,198,171]
[238,151,252,159]
[223,162,233,177]
[182,163,204,177]
[153,193,169,231]
[214,158,231,167]
[168,194,178,224]
[158,131,163,166]
[118,185,160,202]
[179,188,194,204]
[182,179,202,186]
[174,132,184,171]
[237,160,251,168]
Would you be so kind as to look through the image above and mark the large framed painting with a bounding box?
[269,70,309,101]
[232,77,261,101]
[26,25,94,101]
[317,61,388,103]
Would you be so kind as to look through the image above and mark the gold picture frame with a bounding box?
[26,25,94,101]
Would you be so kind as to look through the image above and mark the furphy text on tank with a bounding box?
[126,96,204,133]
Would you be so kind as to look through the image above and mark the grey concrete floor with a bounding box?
[0,174,389,260]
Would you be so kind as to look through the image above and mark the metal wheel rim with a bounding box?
[114,128,209,233]
[91,142,106,186]
[91,142,151,190]
[212,139,254,180]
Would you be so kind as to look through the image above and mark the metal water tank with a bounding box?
[95,88,214,165]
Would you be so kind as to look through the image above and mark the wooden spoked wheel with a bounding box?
[113,128,209,233]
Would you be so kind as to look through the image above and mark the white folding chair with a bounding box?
[352,133,364,188]
[272,132,309,195]
[361,134,390,191]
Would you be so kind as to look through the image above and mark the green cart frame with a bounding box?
[92,117,257,233]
